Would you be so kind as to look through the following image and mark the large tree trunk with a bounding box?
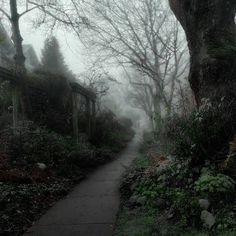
[10,0,31,126]
[10,0,26,73]
[169,0,236,107]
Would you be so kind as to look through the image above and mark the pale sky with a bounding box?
[20,15,87,75]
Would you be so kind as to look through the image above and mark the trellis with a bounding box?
[70,82,96,143]
[0,66,96,142]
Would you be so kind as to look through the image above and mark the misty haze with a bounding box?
[0,0,236,236]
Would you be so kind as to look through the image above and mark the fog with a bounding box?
[0,0,189,130]
[17,6,150,128]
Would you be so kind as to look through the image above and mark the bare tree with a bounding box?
[27,1,188,115]
[0,0,38,130]
[80,66,111,112]
[27,0,89,37]
[126,71,156,130]
[79,0,188,118]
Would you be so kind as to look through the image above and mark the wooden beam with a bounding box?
[86,97,91,138]
[91,101,96,137]
[12,84,18,134]
[72,92,79,143]
[70,82,96,101]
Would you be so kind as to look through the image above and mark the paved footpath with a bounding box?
[25,134,141,236]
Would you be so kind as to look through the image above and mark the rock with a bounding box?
[129,195,139,204]
[199,199,210,210]
[167,213,174,219]
[167,155,175,161]
[136,196,147,205]
[177,164,181,169]
[201,210,215,228]
[37,163,47,170]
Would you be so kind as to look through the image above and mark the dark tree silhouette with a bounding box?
[41,36,73,79]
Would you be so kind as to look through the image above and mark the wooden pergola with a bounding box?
[70,82,96,143]
[0,66,97,142]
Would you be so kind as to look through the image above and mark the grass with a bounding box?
[114,207,157,236]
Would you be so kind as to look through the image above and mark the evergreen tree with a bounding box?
[41,36,74,79]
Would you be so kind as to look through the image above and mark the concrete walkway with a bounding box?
[25,134,141,236]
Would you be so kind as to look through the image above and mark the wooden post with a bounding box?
[86,98,91,138]
[72,92,79,144]
[12,84,18,135]
[91,100,96,137]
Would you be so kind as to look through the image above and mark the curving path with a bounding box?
[25,134,141,236]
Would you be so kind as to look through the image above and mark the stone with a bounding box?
[167,213,174,219]
[129,195,139,204]
[167,155,175,161]
[199,199,210,210]
[136,196,147,205]
[37,163,47,170]
[201,210,215,229]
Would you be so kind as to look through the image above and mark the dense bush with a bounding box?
[120,156,202,228]
[1,118,130,174]
[120,151,236,233]
[195,174,235,200]
[92,111,134,152]
[27,71,72,135]
[1,122,71,167]
[163,98,235,163]
[0,181,74,235]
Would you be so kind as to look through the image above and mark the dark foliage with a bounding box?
[40,36,75,80]
[26,71,73,135]
[163,100,235,164]
[92,111,134,152]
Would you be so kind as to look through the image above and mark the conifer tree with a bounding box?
[41,36,73,78]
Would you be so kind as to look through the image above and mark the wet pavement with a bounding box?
[25,134,141,236]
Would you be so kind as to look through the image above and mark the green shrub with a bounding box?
[67,145,95,168]
[133,178,165,207]
[120,169,143,201]
[92,111,134,151]
[215,209,236,231]
[1,119,119,175]
[27,71,72,135]
[195,174,235,200]
[171,190,201,228]
[163,99,235,163]
[5,122,71,166]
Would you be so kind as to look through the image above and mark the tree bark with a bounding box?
[86,98,91,139]
[169,0,236,107]
[10,0,31,123]
[10,0,26,73]
[72,92,79,144]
